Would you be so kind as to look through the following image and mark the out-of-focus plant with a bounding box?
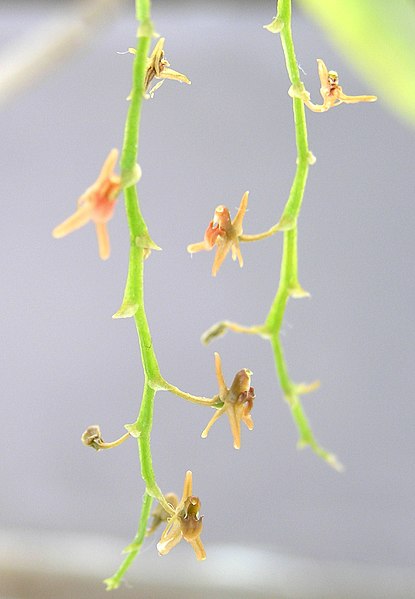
[53,0,378,589]
[296,0,415,126]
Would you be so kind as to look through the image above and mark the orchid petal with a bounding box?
[52,202,92,238]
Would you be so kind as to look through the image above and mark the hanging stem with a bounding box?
[104,0,166,588]
[265,0,342,469]
[105,0,223,586]
[104,492,153,590]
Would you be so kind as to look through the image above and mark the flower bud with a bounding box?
[81,425,103,450]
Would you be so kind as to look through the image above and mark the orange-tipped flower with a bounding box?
[187,191,248,276]
[52,149,121,260]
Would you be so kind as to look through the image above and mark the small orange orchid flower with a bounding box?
[201,353,255,450]
[296,58,377,113]
[187,191,249,276]
[52,149,121,260]
[156,471,206,561]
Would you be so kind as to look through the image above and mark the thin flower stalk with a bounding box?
[104,0,166,587]
[266,0,342,469]
[54,0,196,586]
[104,492,154,591]
[159,380,220,407]
[81,425,130,450]
[201,0,343,470]
[104,0,222,586]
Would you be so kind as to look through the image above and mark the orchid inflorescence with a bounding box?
[53,1,377,586]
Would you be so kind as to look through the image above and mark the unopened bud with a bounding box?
[201,321,228,345]
[81,425,103,450]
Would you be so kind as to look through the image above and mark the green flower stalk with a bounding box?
[261,0,356,469]
[200,0,345,470]
[103,0,163,588]
[102,1,214,588]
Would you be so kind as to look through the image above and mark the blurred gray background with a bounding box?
[1,0,414,583]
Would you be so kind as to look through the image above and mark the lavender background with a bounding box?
[1,0,414,578]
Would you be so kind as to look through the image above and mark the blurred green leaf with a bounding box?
[296,0,415,126]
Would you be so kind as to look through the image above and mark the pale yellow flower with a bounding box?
[292,58,377,113]
[130,37,191,97]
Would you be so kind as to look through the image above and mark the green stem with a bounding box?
[136,0,151,21]
[276,0,310,226]
[105,383,173,589]
[108,0,206,585]
[135,383,168,504]
[269,334,339,470]
[121,49,147,173]
[105,0,169,587]
[132,238,162,383]
[265,229,296,333]
[265,0,340,469]
[121,7,151,174]
[104,492,153,590]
